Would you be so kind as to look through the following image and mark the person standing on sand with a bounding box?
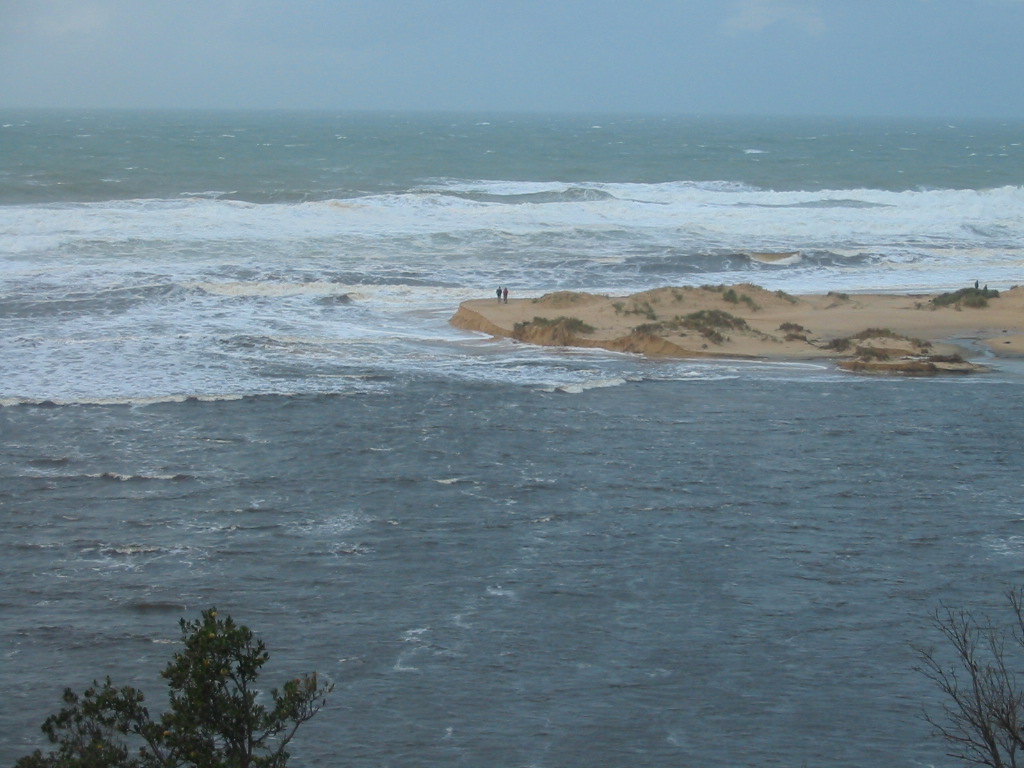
[502,287,508,303]
[496,286,502,302]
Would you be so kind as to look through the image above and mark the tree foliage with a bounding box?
[917,588,1024,768]
[18,609,331,768]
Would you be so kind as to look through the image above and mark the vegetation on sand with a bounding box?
[612,300,657,321]
[777,322,809,341]
[515,316,595,335]
[825,328,931,354]
[930,286,1000,309]
[679,309,750,332]
[853,346,891,361]
[635,310,751,346]
[701,284,760,310]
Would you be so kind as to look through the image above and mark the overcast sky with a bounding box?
[1,0,1022,118]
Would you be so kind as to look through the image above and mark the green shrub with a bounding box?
[614,300,656,320]
[962,294,988,308]
[855,346,891,360]
[930,287,1000,308]
[851,327,899,340]
[16,609,331,768]
[680,309,749,330]
[672,309,749,345]
[825,337,852,351]
[825,329,930,355]
[525,316,595,334]
[715,287,758,310]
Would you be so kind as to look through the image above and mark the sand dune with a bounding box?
[452,284,1024,374]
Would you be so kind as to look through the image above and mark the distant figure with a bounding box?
[502,287,508,303]
[496,286,502,302]
[975,280,980,290]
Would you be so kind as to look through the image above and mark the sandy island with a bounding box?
[451,284,1024,375]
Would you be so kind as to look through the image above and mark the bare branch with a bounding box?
[918,594,1024,768]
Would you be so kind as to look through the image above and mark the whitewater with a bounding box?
[2,115,1023,404]
[2,111,1024,767]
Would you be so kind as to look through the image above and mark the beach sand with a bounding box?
[452,284,1024,373]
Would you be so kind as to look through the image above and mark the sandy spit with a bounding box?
[451,284,1024,372]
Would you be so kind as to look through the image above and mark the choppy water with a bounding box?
[3,111,1024,767]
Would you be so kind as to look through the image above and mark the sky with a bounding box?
[1,0,1023,118]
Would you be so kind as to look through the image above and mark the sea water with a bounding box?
[2,110,1024,767]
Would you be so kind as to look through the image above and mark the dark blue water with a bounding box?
[5,375,1024,766]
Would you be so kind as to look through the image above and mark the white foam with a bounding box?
[3,179,1023,401]
[2,184,1019,256]
[747,251,802,265]
[86,472,189,481]
[0,394,249,408]
[188,281,353,298]
[549,377,630,394]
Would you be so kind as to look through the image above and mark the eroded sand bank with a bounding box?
[452,284,1024,374]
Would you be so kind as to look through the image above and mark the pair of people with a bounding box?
[495,286,508,303]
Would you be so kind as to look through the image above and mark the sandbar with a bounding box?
[451,284,1024,374]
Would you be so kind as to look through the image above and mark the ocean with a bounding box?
[2,110,1024,767]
